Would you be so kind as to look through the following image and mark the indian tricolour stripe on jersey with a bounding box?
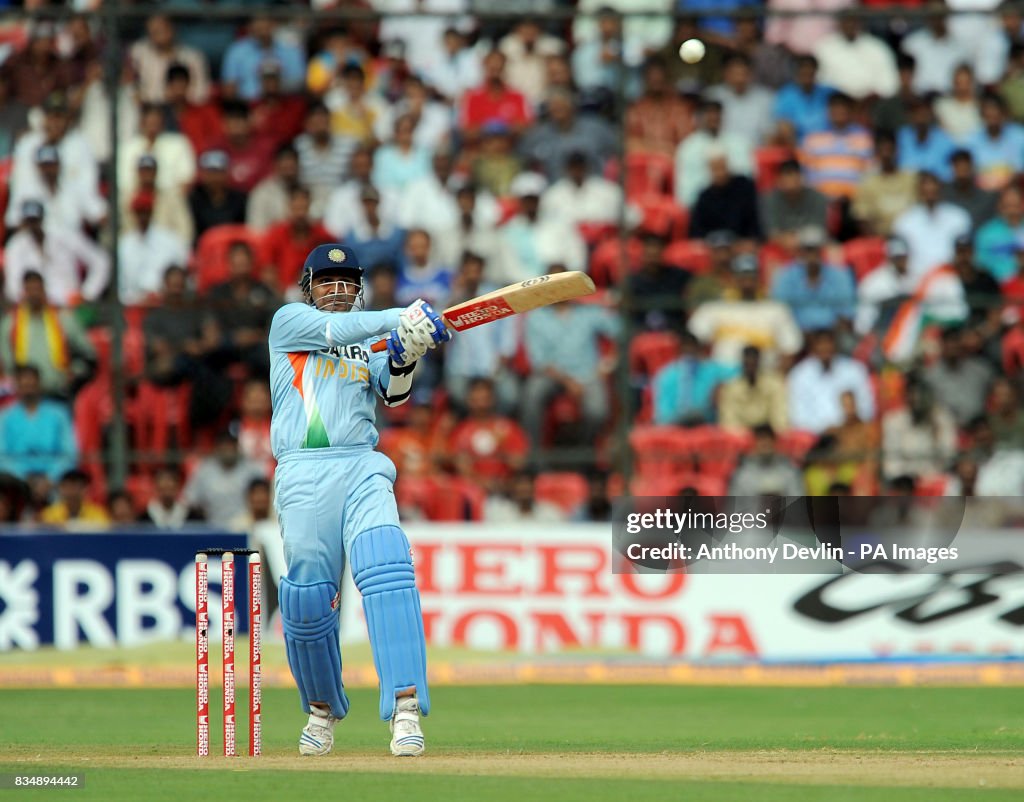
[288,352,331,448]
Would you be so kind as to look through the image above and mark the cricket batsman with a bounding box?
[268,244,451,757]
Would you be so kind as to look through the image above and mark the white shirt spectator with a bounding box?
[391,98,453,151]
[6,177,106,231]
[499,30,565,107]
[891,203,972,279]
[118,132,196,197]
[500,214,586,282]
[396,175,501,235]
[901,28,973,95]
[421,44,482,103]
[118,225,190,304]
[675,131,754,208]
[976,449,1024,495]
[322,182,399,239]
[688,300,803,366]
[855,261,968,336]
[540,175,623,227]
[573,0,673,67]
[788,354,875,433]
[129,38,211,104]
[11,130,99,206]
[4,228,111,305]
[77,80,140,165]
[373,0,468,77]
[934,97,982,144]
[948,0,1006,84]
[183,456,267,529]
[813,31,899,99]
[766,0,849,55]
[705,84,777,147]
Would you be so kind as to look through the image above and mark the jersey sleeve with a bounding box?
[268,303,402,352]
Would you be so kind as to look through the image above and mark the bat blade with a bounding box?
[370,271,596,351]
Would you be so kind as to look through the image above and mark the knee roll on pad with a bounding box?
[279,578,350,719]
[350,525,430,720]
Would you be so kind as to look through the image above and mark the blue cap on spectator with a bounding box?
[886,237,909,259]
[482,119,510,137]
[199,150,229,171]
[35,145,60,165]
[21,200,44,220]
[137,153,158,170]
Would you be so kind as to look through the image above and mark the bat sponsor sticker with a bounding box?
[445,297,515,330]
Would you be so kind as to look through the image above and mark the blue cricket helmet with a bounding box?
[299,244,365,308]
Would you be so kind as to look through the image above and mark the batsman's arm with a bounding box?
[368,346,417,407]
[269,303,401,352]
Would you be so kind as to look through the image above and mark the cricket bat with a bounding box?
[370,271,596,352]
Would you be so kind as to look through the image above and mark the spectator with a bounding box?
[294,102,358,214]
[953,236,1003,335]
[975,186,1024,283]
[6,144,106,232]
[0,365,77,482]
[967,93,1024,191]
[4,201,110,306]
[459,50,533,145]
[435,182,512,282]
[163,62,224,157]
[688,148,761,240]
[923,326,995,426]
[520,88,617,178]
[232,478,286,590]
[499,19,565,107]
[855,236,967,362]
[760,159,829,248]
[249,60,308,150]
[788,328,874,433]
[900,3,972,95]
[342,186,406,271]
[675,98,754,208]
[501,172,586,280]
[130,13,211,104]
[221,15,305,101]
[119,102,197,198]
[852,130,917,237]
[10,93,98,211]
[372,114,433,192]
[4,22,73,108]
[393,75,452,152]
[216,101,276,193]
[247,145,302,232]
[207,242,279,377]
[400,151,482,234]
[999,41,1024,121]
[324,63,390,144]
[188,151,248,242]
[261,187,333,293]
[686,230,736,306]
[690,252,803,366]
[451,378,529,495]
[729,425,805,495]
[142,266,214,388]
[771,227,855,332]
[140,465,202,528]
[731,15,794,90]
[523,290,618,445]
[935,64,982,143]
[470,122,523,198]
[233,380,275,473]
[118,192,189,304]
[625,57,695,156]
[881,377,958,481]
[395,229,454,309]
[422,26,482,105]
[120,153,195,245]
[367,264,400,311]
[0,71,30,159]
[443,252,521,411]
[892,171,972,279]
[799,92,873,200]
[718,346,789,433]
[897,97,957,181]
[40,469,109,530]
[941,149,998,231]
[108,491,138,527]
[570,5,633,98]
[182,431,267,528]
[651,331,737,426]
[540,150,623,228]
[813,11,898,100]
[627,232,690,331]
[773,55,832,141]
[706,52,776,147]
[987,377,1024,448]
[0,271,95,398]
[485,470,566,522]
[323,145,397,239]
[873,53,918,133]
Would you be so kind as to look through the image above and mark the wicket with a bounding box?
[195,549,262,757]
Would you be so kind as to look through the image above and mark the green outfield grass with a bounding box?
[1,685,1021,800]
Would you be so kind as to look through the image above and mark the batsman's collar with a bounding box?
[304,244,363,276]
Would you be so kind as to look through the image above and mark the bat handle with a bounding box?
[371,338,388,353]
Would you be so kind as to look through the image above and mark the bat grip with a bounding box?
[371,338,388,353]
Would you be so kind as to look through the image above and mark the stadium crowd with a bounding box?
[2,2,1024,530]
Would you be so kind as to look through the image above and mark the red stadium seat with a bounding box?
[193,225,261,292]
[630,473,727,497]
[395,475,485,521]
[662,239,711,273]
[843,237,887,282]
[578,222,619,246]
[915,475,949,496]
[776,430,819,463]
[694,426,754,479]
[535,472,589,514]
[624,151,674,198]
[628,425,705,478]
[635,194,689,240]
[133,382,193,466]
[629,331,681,380]
[589,236,642,287]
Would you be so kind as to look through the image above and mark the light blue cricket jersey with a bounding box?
[268,303,401,457]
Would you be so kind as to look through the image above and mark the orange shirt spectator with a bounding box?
[451,378,528,492]
[626,59,695,156]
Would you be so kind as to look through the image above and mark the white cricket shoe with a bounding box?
[299,705,339,756]
[389,696,425,757]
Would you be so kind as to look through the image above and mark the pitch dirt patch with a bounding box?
[4,749,1022,790]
